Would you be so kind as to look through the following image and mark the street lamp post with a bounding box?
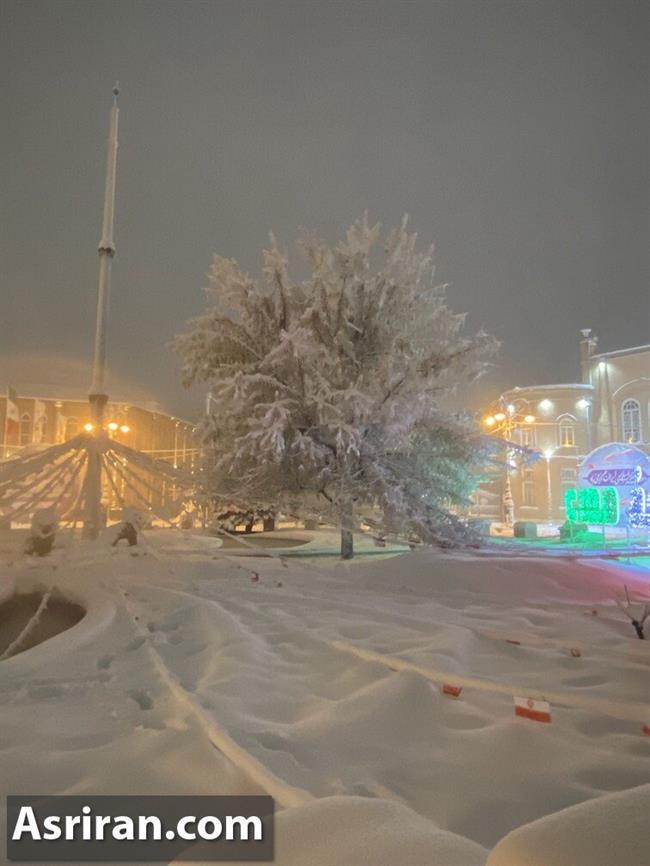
[173,420,180,469]
[544,449,554,520]
[483,402,536,528]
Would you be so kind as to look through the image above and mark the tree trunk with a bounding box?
[263,516,275,532]
[341,528,354,559]
[340,500,354,560]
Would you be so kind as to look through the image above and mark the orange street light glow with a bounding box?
[83,422,94,432]
[524,414,536,424]
[494,412,506,422]
[484,416,496,427]
[107,422,119,431]
[120,424,130,434]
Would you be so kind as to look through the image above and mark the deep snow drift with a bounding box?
[0,528,648,865]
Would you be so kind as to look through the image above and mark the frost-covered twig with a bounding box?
[615,584,650,640]
[0,591,52,660]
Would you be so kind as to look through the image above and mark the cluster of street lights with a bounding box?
[482,403,538,526]
[483,405,536,430]
[83,421,131,434]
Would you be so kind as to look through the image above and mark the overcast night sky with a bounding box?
[1,0,648,420]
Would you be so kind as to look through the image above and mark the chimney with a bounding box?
[579,329,597,383]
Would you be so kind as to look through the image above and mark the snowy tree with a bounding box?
[177,215,497,557]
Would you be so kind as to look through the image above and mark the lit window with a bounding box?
[621,399,641,443]
[19,413,31,446]
[560,467,576,492]
[65,417,79,439]
[36,417,48,442]
[559,419,575,447]
[520,426,535,447]
[522,469,535,506]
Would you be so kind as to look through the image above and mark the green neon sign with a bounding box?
[565,486,619,525]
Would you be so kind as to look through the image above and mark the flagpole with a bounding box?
[83,83,120,539]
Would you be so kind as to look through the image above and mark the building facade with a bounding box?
[0,387,197,517]
[475,332,650,524]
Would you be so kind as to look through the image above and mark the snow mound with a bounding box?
[346,548,649,603]
[487,783,650,866]
[179,796,487,866]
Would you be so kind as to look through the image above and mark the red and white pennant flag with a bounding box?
[514,696,552,723]
[441,684,462,698]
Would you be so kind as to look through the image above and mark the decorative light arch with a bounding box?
[0,87,195,536]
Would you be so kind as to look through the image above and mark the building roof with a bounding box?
[591,344,650,360]
[0,384,195,426]
[3,382,158,406]
[503,383,594,395]
[0,354,196,426]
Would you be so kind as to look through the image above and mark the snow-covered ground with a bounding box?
[1,528,649,865]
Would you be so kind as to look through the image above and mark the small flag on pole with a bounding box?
[506,639,521,645]
[570,647,582,658]
[441,684,462,698]
[514,696,552,723]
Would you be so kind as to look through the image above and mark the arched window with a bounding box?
[19,413,31,446]
[621,399,641,443]
[522,469,536,506]
[558,417,576,447]
[520,426,535,447]
[65,417,79,439]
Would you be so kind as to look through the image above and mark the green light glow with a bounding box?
[565,486,619,525]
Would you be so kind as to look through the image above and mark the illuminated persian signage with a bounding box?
[586,468,648,486]
[578,443,650,529]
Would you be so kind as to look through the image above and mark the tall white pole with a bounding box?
[84,83,120,539]
[89,82,119,407]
